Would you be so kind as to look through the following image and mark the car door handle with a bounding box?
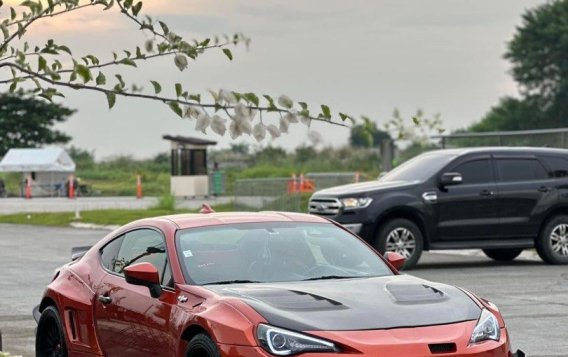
[538,186,551,193]
[98,295,112,305]
[479,190,494,197]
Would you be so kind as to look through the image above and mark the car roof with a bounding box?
[135,211,331,230]
[427,146,568,157]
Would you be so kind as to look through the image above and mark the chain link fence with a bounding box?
[233,172,366,212]
[435,128,568,149]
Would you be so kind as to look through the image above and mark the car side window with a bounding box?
[541,156,568,178]
[454,159,492,184]
[103,229,171,286]
[497,159,548,182]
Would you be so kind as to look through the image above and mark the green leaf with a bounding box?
[200,38,210,47]
[298,102,308,111]
[10,7,16,20]
[244,92,259,106]
[9,80,17,93]
[115,74,125,88]
[104,0,114,10]
[158,21,169,35]
[150,80,161,94]
[75,64,92,83]
[106,92,116,109]
[58,45,72,55]
[96,72,106,85]
[321,105,331,119]
[168,102,183,117]
[119,58,137,67]
[222,48,233,61]
[339,112,355,124]
[132,1,142,16]
[38,55,46,71]
[189,94,201,102]
[175,83,182,97]
[123,0,133,9]
[1,25,8,41]
[412,116,421,125]
[135,46,143,58]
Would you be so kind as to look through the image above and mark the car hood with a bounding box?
[312,180,418,197]
[206,275,481,331]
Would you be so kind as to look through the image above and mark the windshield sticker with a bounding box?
[183,250,193,258]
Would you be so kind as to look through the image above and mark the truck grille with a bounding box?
[308,198,341,217]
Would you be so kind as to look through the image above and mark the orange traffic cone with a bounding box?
[25,176,32,199]
[136,175,143,199]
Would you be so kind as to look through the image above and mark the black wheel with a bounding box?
[185,334,221,357]
[482,248,523,261]
[536,215,568,264]
[375,218,424,270]
[36,306,67,357]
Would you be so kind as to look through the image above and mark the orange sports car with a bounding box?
[34,211,525,357]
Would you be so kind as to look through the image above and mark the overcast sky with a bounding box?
[5,0,547,159]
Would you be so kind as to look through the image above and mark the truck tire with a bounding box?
[536,215,568,265]
[375,218,423,270]
[482,248,523,261]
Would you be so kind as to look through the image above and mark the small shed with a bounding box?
[163,135,217,197]
[0,148,75,197]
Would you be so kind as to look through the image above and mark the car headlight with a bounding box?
[257,324,339,355]
[340,197,372,210]
[470,309,501,344]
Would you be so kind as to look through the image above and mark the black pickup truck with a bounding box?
[309,147,568,268]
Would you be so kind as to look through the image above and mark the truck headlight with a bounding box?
[470,309,501,344]
[257,324,339,355]
[340,197,372,210]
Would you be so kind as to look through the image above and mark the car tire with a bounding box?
[375,218,424,270]
[536,215,568,265]
[186,333,221,357]
[36,306,68,357]
[482,248,523,261]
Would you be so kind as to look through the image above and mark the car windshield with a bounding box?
[176,222,393,285]
[380,151,457,183]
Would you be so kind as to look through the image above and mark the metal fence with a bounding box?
[233,172,365,212]
[433,128,568,149]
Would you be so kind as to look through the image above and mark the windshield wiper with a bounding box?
[203,279,261,285]
[302,275,363,281]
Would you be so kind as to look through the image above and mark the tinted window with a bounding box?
[100,236,124,271]
[112,229,169,284]
[177,222,393,285]
[497,159,548,182]
[542,156,568,178]
[454,159,492,184]
[380,152,457,182]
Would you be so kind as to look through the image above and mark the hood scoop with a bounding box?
[386,283,447,304]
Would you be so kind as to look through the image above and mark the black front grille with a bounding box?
[308,198,341,216]
[429,343,457,354]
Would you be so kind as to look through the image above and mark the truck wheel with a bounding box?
[482,248,523,261]
[537,215,568,264]
[375,218,423,270]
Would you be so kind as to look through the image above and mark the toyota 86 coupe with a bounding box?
[34,211,525,357]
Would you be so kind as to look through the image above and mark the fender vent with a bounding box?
[429,343,457,354]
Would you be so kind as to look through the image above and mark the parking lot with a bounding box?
[0,223,566,357]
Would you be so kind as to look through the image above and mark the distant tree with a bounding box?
[255,146,287,164]
[230,143,250,155]
[295,145,317,164]
[468,97,543,132]
[349,117,391,148]
[0,91,74,156]
[67,146,95,169]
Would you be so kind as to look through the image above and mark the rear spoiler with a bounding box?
[71,246,92,261]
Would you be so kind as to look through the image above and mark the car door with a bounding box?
[94,228,177,357]
[436,155,500,241]
[494,156,556,239]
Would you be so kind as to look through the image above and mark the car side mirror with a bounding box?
[124,262,163,298]
[385,252,406,271]
[440,172,463,187]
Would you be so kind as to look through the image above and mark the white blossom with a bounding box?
[277,95,293,109]
[195,113,211,133]
[279,116,290,133]
[253,123,267,142]
[219,89,237,104]
[300,114,312,126]
[267,124,281,139]
[234,102,251,119]
[284,111,298,123]
[174,54,188,71]
[185,107,201,119]
[229,115,252,139]
[308,130,323,145]
[211,115,227,136]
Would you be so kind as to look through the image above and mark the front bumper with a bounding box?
[219,322,519,357]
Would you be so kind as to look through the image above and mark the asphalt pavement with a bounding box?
[0,224,566,356]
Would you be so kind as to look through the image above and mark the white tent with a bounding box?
[0,148,76,197]
[0,148,75,172]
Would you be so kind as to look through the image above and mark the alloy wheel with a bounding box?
[550,224,568,257]
[385,227,416,259]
